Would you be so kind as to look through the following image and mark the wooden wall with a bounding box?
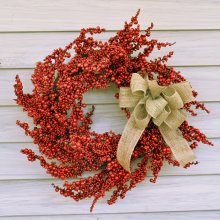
[0,1,220,219]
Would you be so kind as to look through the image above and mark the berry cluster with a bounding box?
[14,10,213,211]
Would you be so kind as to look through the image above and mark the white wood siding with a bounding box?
[0,0,219,219]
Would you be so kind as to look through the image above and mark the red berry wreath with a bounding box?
[14,10,213,211]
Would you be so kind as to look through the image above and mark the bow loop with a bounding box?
[119,87,141,108]
[153,105,171,126]
[162,87,184,109]
[171,82,194,103]
[131,73,148,96]
[134,96,151,129]
[147,78,165,99]
[164,109,186,130]
[145,95,168,118]
[117,73,196,172]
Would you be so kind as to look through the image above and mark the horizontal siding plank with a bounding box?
[0,0,220,31]
[2,211,220,220]
[1,67,220,105]
[0,139,218,180]
[0,31,220,68]
[0,175,220,216]
[0,103,219,143]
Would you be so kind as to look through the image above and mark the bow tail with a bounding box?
[159,123,196,166]
[117,112,150,172]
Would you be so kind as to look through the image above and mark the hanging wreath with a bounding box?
[14,10,213,211]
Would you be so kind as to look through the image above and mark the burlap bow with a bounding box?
[117,73,196,172]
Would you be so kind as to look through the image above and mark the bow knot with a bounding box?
[117,73,196,172]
